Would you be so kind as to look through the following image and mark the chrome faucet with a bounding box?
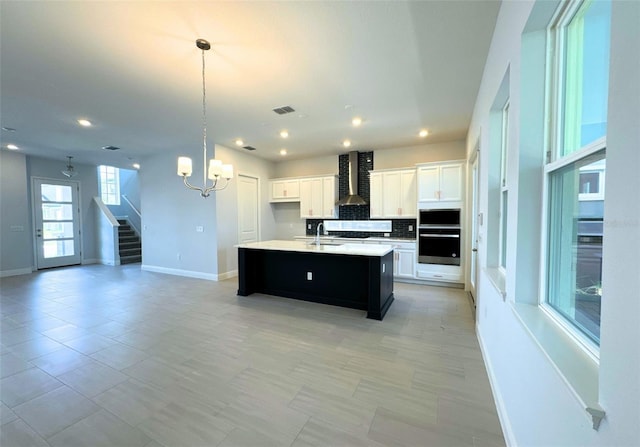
[315,222,324,246]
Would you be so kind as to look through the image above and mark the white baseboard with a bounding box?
[82,258,98,265]
[141,264,219,281]
[97,258,120,266]
[0,267,33,278]
[476,325,516,447]
[217,269,238,280]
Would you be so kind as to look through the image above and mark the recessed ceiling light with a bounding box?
[419,129,429,137]
[133,163,141,170]
[352,117,362,127]
[343,140,351,148]
[279,149,287,156]
[6,144,19,150]
[235,139,244,146]
[2,127,16,132]
[77,119,92,127]
[280,130,289,138]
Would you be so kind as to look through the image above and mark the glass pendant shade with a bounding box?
[177,157,193,177]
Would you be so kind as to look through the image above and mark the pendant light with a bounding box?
[177,38,233,198]
[61,156,78,178]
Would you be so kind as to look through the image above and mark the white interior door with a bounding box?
[32,178,82,269]
[237,174,259,244]
[469,153,480,301]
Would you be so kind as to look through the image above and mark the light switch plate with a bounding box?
[196,226,204,232]
[306,272,312,280]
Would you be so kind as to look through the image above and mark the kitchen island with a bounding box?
[237,240,394,320]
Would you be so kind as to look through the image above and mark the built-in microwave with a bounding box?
[418,209,461,266]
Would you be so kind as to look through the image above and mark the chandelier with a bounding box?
[177,38,233,198]
[61,156,78,178]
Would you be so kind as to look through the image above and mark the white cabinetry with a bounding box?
[391,243,416,279]
[369,168,416,218]
[417,162,463,203]
[269,179,300,202]
[299,176,337,218]
[361,239,416,280]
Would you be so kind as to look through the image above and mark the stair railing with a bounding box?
[121,194,141,236]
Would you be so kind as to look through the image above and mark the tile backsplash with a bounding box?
[306,218,417,239]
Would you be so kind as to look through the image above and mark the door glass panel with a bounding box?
[41,184,72,202]
[43,240,75,258]
[42,203,74,220]
[43,222,74,239]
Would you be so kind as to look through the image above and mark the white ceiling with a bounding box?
[0,1,500,168]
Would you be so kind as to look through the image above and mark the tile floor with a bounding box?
[0,264,505,446]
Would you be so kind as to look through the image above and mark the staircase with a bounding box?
[118,219,142,264]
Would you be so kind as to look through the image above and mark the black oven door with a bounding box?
[418,227,461,265]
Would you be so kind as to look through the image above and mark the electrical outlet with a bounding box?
[196,226,204,232]
[177,253,181,260]
[408,225,413,232]
[307,272,313,280]
[384,233,390,237]
[307,224,311,230]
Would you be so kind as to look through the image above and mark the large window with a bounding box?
[545,0,610,348]
[99,165,120,205]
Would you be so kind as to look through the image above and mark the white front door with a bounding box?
[32,178,82,269]
[469,152,480,302]
[237,174,259,244]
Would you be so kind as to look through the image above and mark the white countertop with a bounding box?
[294,235,416,245]
[237,240,394,257]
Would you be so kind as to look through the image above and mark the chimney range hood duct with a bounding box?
[336,151,367,206]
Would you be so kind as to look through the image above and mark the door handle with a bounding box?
[472,248,478,252]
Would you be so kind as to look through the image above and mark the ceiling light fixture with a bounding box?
[6,144,19,150]
[77,119,92,127]
[133,163,141,170]
[235,139,244,146]
[352,117,362,127]
[61,156,78,178]
[419,129,429,137]
[279,149,287,156]
[280,130,289,138]
[177,38,233,198]
[343,140,351,148]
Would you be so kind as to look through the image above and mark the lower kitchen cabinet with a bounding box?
[394,248,416,278]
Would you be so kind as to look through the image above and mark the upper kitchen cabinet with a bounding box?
[300,175,337,218]
[269,178,300,202]
[417,161,464,203]
[369,168,416,218]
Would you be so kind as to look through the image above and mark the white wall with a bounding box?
[214,144,277,279]
[467,1,640,446]
[140,150,219,279]
[374,140,466,169]
[0,151,32,275]
[273,153,338,178]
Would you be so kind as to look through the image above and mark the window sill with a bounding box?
[511,302,605,429]
[485,267,507,300]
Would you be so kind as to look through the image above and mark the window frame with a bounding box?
[99,165,121,206]
[498,101,510,272]
[540,0,609,360]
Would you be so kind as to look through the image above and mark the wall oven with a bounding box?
[418,209,461,266]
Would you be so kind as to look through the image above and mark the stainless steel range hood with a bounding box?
[336,151,367,206]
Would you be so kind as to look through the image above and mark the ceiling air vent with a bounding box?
[272,105,295,115]
[102,145,120,151]
[243,146,257,151]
